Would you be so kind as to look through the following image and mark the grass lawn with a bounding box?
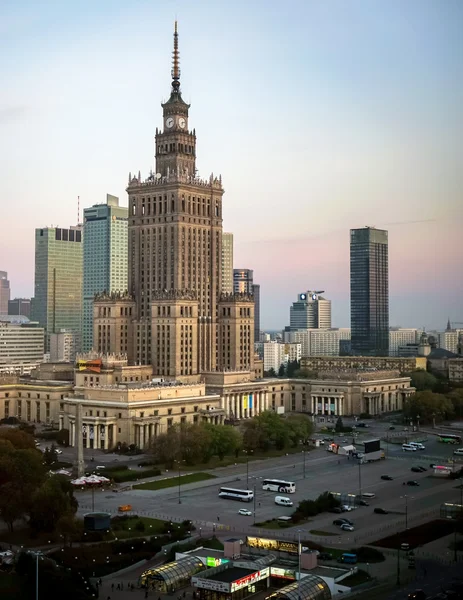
[372,519,455,550]
[0,527,62,548]
[111,516,167,538]
[134,472,216,491]
[253,519,286,530]
[341,569,372,587]
[310,530,338,536]
[197,536,224,550]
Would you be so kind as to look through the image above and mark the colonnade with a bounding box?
[134,422,159,449]
[311,395,344,416]
[68,420,112,450]
[222,390,268,419]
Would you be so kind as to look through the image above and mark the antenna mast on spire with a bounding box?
[77,196,80,225]
[171,20,181,91]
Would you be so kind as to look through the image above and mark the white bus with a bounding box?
[262,479,296,493]
[218,487,254,502]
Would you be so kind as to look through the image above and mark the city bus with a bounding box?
[218,487,254,502]
[262,479,296,493]
[438,434,462,445]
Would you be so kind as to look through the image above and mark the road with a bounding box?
[75,441,463,548]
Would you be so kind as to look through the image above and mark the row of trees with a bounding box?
[264,360,317,379]
[0,428,78,534]
[403,388,463,423]
[149,411,314,468]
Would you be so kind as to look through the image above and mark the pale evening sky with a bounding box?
[1,0,462,330]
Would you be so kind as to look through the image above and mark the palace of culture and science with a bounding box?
[0,24,415,451]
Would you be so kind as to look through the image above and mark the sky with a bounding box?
[1,0,462,330]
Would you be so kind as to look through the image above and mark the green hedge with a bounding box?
[111,467,161,482]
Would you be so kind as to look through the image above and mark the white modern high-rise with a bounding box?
[221,233,234,294]
[0,272,10,315]
[82,195,128,352]
[439,330,463,355]
[0,318,44,374]
[50,330,77,363]
[389,328,419,357]
[289,291,331,330]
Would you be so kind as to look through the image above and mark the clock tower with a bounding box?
[155,21,197,178]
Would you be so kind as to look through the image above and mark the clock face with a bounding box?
[166,117,174,128]
[179,117,186,129]
[312,294,318,300]
[299,293,307,301]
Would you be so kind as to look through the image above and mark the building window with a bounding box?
[167,418,173,428]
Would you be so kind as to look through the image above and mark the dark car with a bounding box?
[417,466,427,472]
[430,463,436,468]
[356,499,369,506]
[407,590,426,600]
[319,552,333,561]
[389,426,395,430]
[404,480,420,486]
[411,466,422,473]
[357,422,366,427]
[331,507,343,514]
[381,475,393,480]
[333,518,353,526]
[374,507,388,514]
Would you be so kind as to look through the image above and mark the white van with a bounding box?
[275,496,293,507]
[402,444,417,452]
[361,493,376,499]
[409,442,425,450]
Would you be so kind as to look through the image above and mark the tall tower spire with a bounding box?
[171,20,180,92]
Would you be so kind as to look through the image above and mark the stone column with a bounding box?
[103,426,108,450]
[74,403,85,477]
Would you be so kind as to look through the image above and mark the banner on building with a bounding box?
[243,395,248,409]
[77,359,102,373]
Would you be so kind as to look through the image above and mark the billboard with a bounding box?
[363,439,380,454]
[230,567,269,592]
[77,359,102,373]
[206,557,229,567]
[246,537,307,555]
[270,567,296,580]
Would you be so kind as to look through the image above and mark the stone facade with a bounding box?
[301,355,427,373]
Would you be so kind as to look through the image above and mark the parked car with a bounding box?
[55,449,63,455]
[238,509,252,516]
[417,466,427,472]
[331,507,343,514]
[319,552,333,560]
[389,426,395,430]
[333,518,353,526]
[340,523,354,532]
[341,505,352,512]
[404,481,420,486]
[454,448,463,456]
[374,507,389,514]
[407,591,426,600]
[356,499,369,506]
[411,466,422,473]
[381,475,393,480]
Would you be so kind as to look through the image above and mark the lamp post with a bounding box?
[358,457,362,498]
[175,459,184,504]
[396,544,401,586]
[297,530,301,600]
[400,495,411,531]
[416,414,420,431]
[253,485,257,525]
[243,450,252,489]
[454,478,462,562]
[302,450,306,479]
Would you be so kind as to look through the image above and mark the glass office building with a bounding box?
[82,195,128,351]
[350,227,389,356]
[32,226,83,353]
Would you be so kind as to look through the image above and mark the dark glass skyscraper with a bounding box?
[350,227,389,356]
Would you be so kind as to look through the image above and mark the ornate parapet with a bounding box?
[127,171,223,191]
[151,289,198,302]
[219,292,254,303]
[94,290,134,303]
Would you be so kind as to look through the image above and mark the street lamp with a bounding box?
[357,458,362,498]
[175,459,185,504]
[253,485,257,524]
[243,450,253,489]
[302,450,306,479]
[297,530,301,600]
[400,495,412,531]
[416,414,420,431]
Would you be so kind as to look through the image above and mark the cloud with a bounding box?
[0,105,28,124]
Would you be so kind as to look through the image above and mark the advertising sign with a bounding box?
[270,567,296,580]
[230,567,269,592]
[77,359,102,373]
[206,557,229,567]
[191,577,230,593]
[246,537,304,555]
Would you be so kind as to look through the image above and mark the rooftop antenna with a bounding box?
[77,196,80,224]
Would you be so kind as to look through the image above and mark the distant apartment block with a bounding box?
[0,319,44,374]
[389,328,419,357]
[50,330,77,363]
[263,341,301,373]
[221,233,234,294]
[284,328,351,357]
[252,283,260,343]
[233,269,253,294]
[0,271,10,315]
[8,298,31,319]
[439,330,463,355]
[83,195,128,351]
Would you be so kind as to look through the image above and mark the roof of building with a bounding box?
[428,348,459,359]
[207,566,255,583]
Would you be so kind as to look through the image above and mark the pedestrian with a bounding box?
[121,582,124,590]
[183,592,186,598]
[107,597,111,600]
[145,591,148,599]
[217,516,220,522]
[111,584,114,591]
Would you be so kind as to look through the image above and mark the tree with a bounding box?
[335,417,344,433]
[202,423,242,460]
[29,476,78,533]
[265,368,277,378]
[278,364,286,377]
[49,443,58,464]
[405,369,438,392]
[56,514,82,547]
[0,428,35,449]
[404,390,454,423]
[286,359,300,378]
[285,415,314,447]
[149,428,181,468]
